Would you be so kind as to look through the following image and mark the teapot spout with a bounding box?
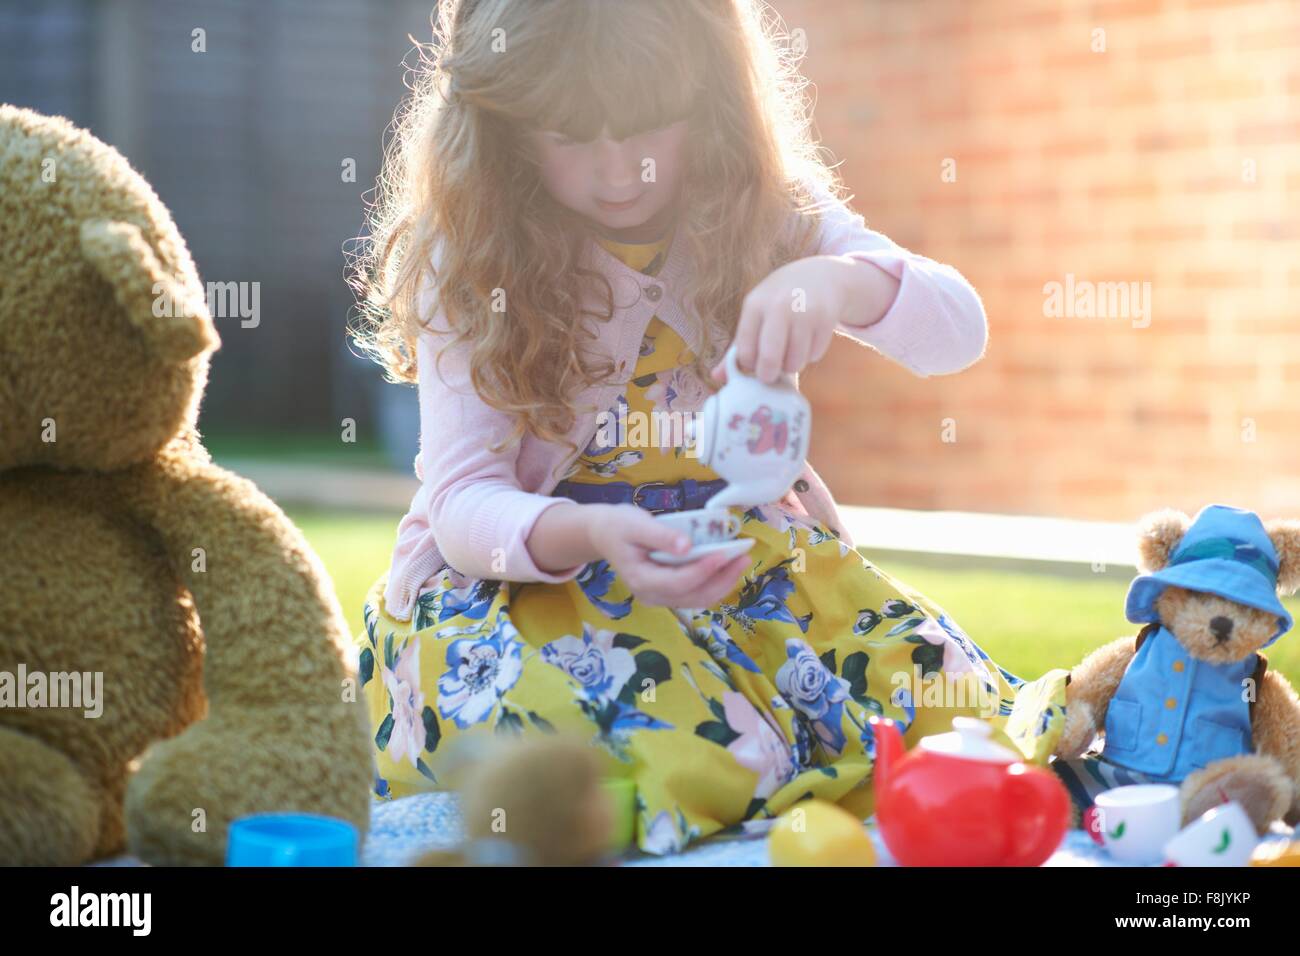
[868,716,903,793]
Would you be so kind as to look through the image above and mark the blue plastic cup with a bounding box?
[225,813,359,867]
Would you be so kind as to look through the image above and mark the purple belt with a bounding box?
[552,477,729,514]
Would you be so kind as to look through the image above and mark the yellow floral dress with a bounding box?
[357,229,1069,855]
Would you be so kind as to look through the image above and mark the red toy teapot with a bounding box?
[869,715,1070,867]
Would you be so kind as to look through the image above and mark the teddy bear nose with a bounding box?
[1210,616,1234,641]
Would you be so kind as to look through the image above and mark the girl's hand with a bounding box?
[710,254,899,385]
[586,504,751,608]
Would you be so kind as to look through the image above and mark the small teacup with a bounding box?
[655,507,741,548]
[1164,801,1259,867]
[1084,784,1182,865]
[226,812,359,867]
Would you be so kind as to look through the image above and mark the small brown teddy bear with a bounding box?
[0,105,372,865]
[415,735,616,866]
[1055,505,1300,836]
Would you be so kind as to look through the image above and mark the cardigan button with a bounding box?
[1156,733,1169,745]
[794,479,810,492]
[644,283,662,302]
[1172,660,1185,673]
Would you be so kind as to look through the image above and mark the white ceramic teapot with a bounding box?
[686,343,811,509]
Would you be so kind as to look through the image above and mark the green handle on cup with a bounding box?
[600,777,637,853]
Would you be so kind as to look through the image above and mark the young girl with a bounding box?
[350,0,1067,855]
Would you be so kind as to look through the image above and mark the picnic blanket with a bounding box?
[92,792,1294,867]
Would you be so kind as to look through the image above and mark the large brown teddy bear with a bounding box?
[0,105,372,865]
[1055,505,1300,836]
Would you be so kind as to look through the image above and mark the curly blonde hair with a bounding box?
[348,0,845,465]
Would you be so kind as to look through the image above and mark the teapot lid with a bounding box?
[917,717,1019,764]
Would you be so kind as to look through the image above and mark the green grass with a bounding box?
[285,507,1300,685]
[876,554,1300,683]
[204,428,393,470]
[288,508,404,640]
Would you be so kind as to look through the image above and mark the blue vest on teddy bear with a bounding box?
[1102,504,1292,782]
[1102,625,1256,781]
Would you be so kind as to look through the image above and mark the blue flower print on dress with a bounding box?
[720,556,813,635]
[693,610,762,674]
[890,684,917,729]
[853,607,882,636]
[541,624,636,700]
[436,609,525,730]
[767,694,819,771]
[541,624,673,758]
[997,664,1027,692]
[857,713,878,760]
[576,560,633,619]
[775,638,852,757]
[1036,703,1059,737]
[413,571,499,630]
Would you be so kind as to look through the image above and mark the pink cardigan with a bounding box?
[382,182,988,621]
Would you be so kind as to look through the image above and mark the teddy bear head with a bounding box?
[1133,505,1300,664]
[0,105,219,474]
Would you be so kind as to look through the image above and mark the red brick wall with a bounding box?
[784,0,1300,520]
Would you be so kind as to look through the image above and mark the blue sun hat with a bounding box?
[1126,504,1293,646]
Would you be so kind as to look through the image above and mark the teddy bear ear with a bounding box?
[1136,508,1191,572]
[1265,519,1300,595]
[80,220,219,363]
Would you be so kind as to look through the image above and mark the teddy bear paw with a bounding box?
[1054,700,1098,759]
[1180,754,1293,836]
[124,709,372,865]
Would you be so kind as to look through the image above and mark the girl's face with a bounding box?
[528,119,690,241]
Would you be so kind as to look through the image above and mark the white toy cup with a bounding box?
[1164,801,1258,867]
[1087,784,1182,864]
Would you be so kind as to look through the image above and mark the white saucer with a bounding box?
[648,536,755,566]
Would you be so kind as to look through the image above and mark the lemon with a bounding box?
[1251,840,1300,866]
[768,799,876,867]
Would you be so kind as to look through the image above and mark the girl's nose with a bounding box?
[595,134,646,178]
